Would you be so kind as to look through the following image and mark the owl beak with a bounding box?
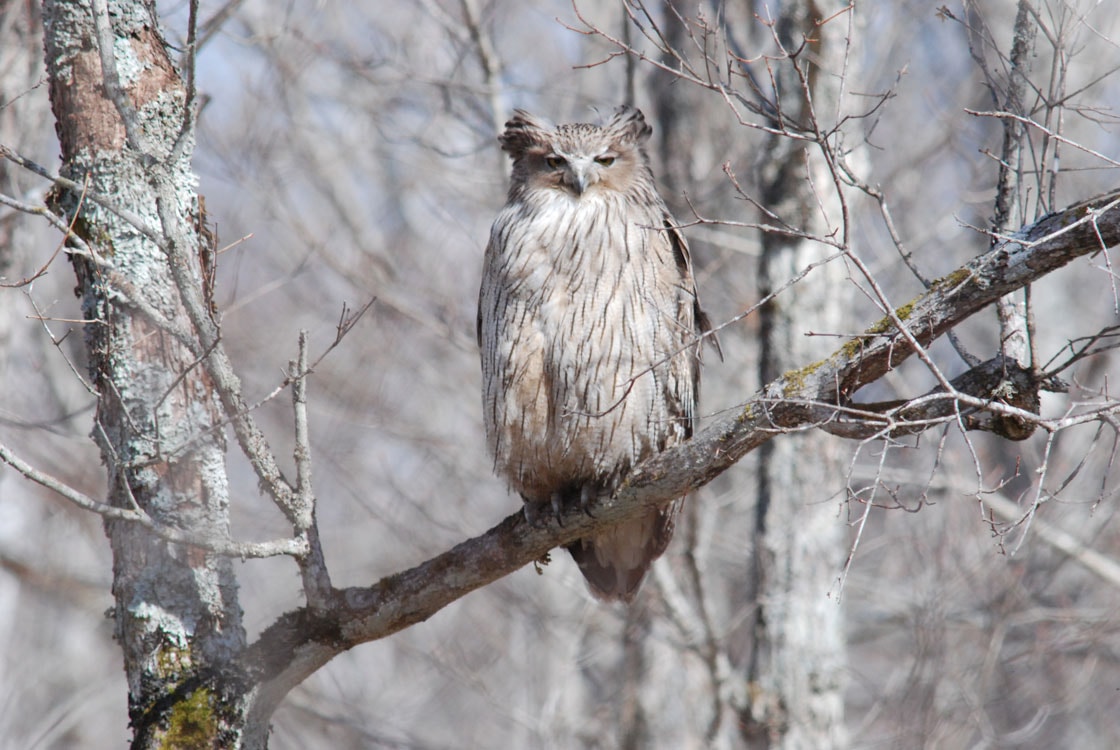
[570,162,595,195]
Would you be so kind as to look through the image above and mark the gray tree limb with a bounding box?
[237,188,1120,730]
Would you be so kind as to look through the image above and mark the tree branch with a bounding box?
[242,188,1120,718]
[290,330,332,608]
[982,488,1120,588]
[0,439,308,559]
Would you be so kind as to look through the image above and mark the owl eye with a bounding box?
[545,155,567,170]
[595,156,616,166]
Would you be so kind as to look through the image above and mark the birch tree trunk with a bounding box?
[744,2,850,746]
[42,0,246,744]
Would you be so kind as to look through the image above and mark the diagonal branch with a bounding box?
[241,188,1120,719]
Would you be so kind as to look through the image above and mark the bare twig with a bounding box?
[25,286,98,395]
[170,0,200,164]
[0,440,308,558]
[0,144,161,241]
[90,0,147,153]
[154,188,299,519]
[197,0,246,50]
[459,0,505,139]
[0,188,108,275]
[984,491,1120,587]
[965,109,1120,169]
[291,330,333,608]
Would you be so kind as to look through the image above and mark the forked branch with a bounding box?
[240,188,1120,719]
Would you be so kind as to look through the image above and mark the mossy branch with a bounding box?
[240,188,1120,720]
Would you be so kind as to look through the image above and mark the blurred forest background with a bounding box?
[2,0,1119,747]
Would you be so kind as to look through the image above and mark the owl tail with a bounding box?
[566,507,677,602]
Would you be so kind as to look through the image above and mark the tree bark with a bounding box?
[992,1,1037,372]
[42,0,246,745]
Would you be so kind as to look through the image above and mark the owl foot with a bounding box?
[551,491,564,526]
[521,485,600,526]
[520,493,565,527]
[522,500,547,527]
[579,485,597,518]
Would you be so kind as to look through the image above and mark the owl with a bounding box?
[478,106,711,602]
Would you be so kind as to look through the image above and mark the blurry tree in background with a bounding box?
[1,0,1119,748]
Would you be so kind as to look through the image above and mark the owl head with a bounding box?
[499,106,654,199]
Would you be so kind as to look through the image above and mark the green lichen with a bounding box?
[782,358,826,396]
[855,269,971,346]
[884,268,971,332]
[163,687,217,749]
[839,336,865,361]
[894,299,916,321]
[152,638,193,684]
[930,267,972,292]
[864,297,918,338]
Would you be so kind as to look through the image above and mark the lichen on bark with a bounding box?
[42,1,246,745]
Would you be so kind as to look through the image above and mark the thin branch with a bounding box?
[291,330,332,608]
[170,0,200,164]
[292,331,313,525]
[197,0,246,50]
[0,144,162,241]
[132,303,375,470]
[965,108,1120,168]
[854,178,979,366]
[0,188,108,275]
[984,491,1120,587]
[459,0,505,139]
[89,0,147,153]
[25,286,99,395]
[0,440,307,559]
[153,187,299,519]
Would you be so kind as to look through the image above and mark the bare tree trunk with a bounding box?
[743,2,850,747]
[987,0,1038,378]
[42,0,247,744]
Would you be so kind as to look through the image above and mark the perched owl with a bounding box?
[478,106,711,602]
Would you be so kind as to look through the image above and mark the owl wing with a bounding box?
[665,217,722,369]
[662,217,721,444]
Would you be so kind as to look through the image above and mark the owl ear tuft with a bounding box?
[607,106,652,145]
[499,110,551,157]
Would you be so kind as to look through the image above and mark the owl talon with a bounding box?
[580,486,597,518]
[551,492,564,526]
[523,502,549,528]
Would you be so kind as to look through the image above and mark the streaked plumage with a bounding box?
[478,106,709,601]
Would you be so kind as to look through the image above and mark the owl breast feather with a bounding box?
[482,195,689,498]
